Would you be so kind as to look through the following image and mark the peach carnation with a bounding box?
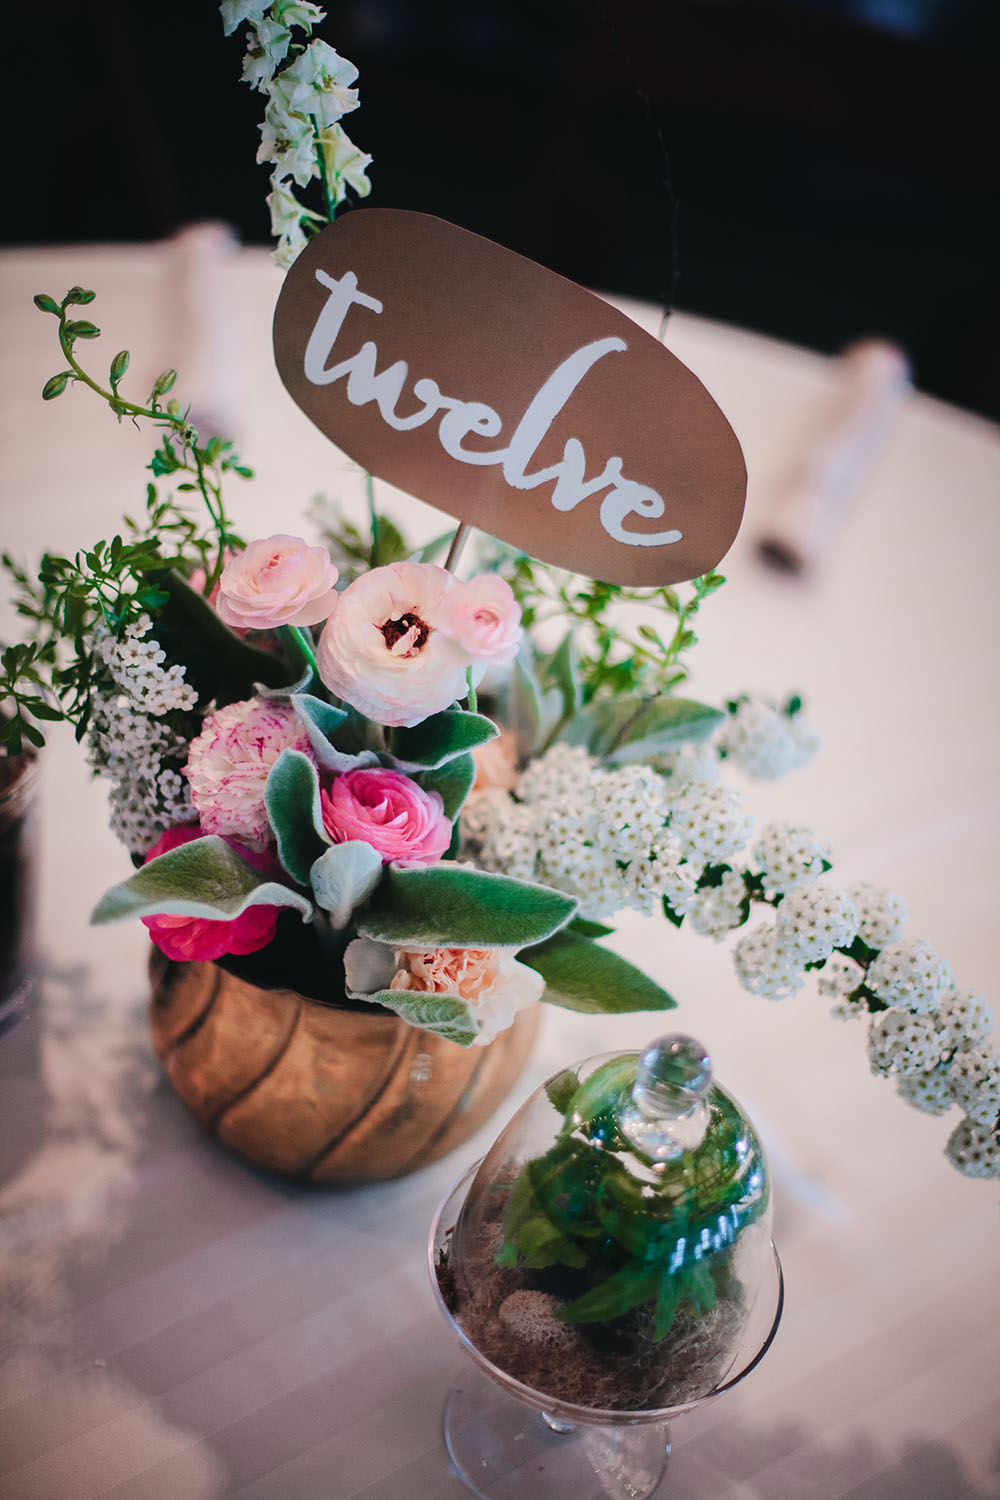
[185,696,314,852]
[216,534,338,632]
[344,935,543,1045]
[320,768,451,865]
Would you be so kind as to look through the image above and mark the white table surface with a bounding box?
[1,242,999,1500]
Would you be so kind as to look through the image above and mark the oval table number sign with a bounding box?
[273,209,747,586]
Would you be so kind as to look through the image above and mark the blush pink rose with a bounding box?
[185,696,315,852]
[432,574,522,664]
[140,823,281,962]
[216,534,339,631]
[320,768,451,865]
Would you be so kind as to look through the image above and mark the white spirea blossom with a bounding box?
[817,951,865,1001]
[733,922,804,999]
[944,1117,1000,1178]
[896,1064,953,1115]
[668,782,753,866]
[753,820,831,895]
[947,1045,1000,1127]
[775,884,857,966]
[867,938,953,1014]
[845,882,909,948]
[718,697,820,780]
[867,1009,944,1076]
[688,869,746,941]
[936,989,994,1053]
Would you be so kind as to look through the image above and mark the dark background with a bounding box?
[10,0,999,419]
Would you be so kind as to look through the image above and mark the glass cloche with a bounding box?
[432,1034,780,1421]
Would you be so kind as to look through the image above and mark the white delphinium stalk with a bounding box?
[241,16,292,90]
[718,696,820,780]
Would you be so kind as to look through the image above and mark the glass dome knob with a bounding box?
[621,1033,712,1160]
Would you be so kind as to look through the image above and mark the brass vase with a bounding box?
[148,949,540,1183]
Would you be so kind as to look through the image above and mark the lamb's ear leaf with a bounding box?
[414,752,476,821]
[309,840,383,929]
[291,693,379,772]
[606,698,725,764]
[522,929,676,1014]
[265,748,329,885]
[385,710,498,771]
[543,630,582,722]
[156,571,299,701]
[359,863,576,948]
[91,835,313,924]
[352,988,478,1047]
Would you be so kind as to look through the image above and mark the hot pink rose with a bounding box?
[316,561,478,727]
[185,696,315,852]
[320,768,451,865]
[140,823,281,962]
[216,534,339,631]
[432,574,522,664]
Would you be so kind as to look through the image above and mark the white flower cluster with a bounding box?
[86,616,196,855]
[223,2,372,268]
[719,696,821,780]
[463,743,731,923]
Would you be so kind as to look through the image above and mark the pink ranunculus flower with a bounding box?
[344,935,544,1046]
[140,823,281,962]
[320,768,452,865]
[185,696,315,852]
[431,573,522,664]
[216,534,339,632]
[316,561,477,728]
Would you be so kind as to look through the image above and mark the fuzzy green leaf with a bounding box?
[265,749,328,886]
[545,631,582,721]
[289,693,378,773]
[415,752,476,821]
[606,697,725,763]
[157,572,298,701]
[385,710,498,771]
[508,653,543,756]
[309,840,383,928]
[556,696,641,757]
[524,930,676,1014]
[360,863,576,949]
[568,916,615,939]
[357,988,478,1046]
[91,835,313,925]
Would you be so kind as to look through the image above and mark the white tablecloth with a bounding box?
[1,243,998,1499]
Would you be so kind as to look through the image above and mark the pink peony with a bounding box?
[185,696,315,852]
[433,573,522,664]
[216,534,339,632]
[316,561,477,728]
[140,823,281,962]
[344,935,544,1045]
[320,768,451,865]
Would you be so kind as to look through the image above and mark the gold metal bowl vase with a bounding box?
[148,948,540,1184]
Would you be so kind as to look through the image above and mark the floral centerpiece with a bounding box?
[2,0,998,1187]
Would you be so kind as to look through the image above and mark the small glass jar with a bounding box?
[0,747,42,1038]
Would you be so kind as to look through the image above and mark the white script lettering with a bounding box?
[303,268,682,548]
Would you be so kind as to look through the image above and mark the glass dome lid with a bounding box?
[435,1034,776,1415]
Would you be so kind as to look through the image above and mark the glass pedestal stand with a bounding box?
[429,1166,784,1500]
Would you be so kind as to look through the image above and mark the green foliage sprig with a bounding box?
[2,288,253,747]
